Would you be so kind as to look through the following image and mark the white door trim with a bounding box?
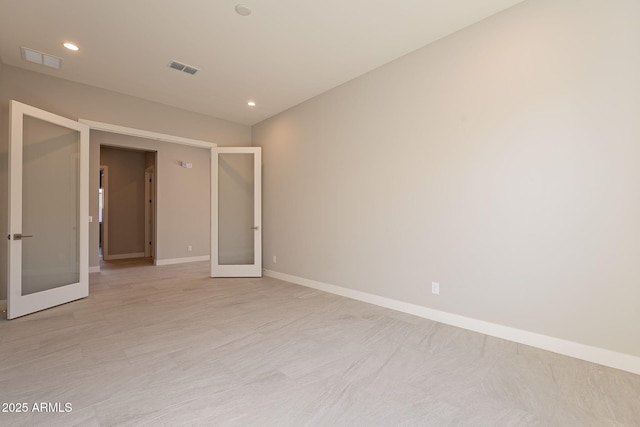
[8,100,89,319]
[144,166,155,258]
[78,119,218,267]
[79,120,217,148]
[211,147,262,277]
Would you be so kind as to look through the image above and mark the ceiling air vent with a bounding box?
[168,60,199,75]
[21,47,62,69]
[183,66,199,75]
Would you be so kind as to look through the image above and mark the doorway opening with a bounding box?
[99,146,156,265]
[144,165,155,258]
[98,166,107,259]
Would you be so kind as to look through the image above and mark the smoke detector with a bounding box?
[168,60,199,75]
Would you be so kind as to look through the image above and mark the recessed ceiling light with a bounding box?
[62,42,79,51]
[235,4,252,16]
[247,101,256,107]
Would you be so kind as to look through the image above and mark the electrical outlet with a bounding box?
[273,255,277,263]
[188,245,193,252]
[431,282,440,295]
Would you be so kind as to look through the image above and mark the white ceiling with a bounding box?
[0,0,524,125]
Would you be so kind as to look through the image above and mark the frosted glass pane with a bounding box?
[22,116,80,295]
[218,153,254,265]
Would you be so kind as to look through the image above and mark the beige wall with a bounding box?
[253,0,640,358]
[0,65,251,299]
[0,65,250,143]
[100,147,147,257]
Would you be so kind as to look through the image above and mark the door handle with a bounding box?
[13,233,33,240]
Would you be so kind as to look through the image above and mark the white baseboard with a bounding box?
[103,252,145,261]
[155,255,210,266]
[264,269,640,376]
[89,266,100,274]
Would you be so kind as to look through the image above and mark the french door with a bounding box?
[211,147,262,277]
[7,101,89,319]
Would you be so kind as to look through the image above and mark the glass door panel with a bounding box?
[211,147,261,277]
[22,116,80,295]
[218,153,255,265]
[8,101,89,319]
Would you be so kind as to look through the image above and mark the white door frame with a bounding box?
[144,165,155,258]
[79,120,219,267]
[8,101,89,319]
[79,120,262,277]
[211,147,262,277]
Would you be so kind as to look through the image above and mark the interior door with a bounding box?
[211,147,261,277]
[7,100,89,319]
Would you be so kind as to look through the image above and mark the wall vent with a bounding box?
[168,60,199,75]
[21,47,62,69]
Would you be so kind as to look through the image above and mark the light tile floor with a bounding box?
[1,260,639,426]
